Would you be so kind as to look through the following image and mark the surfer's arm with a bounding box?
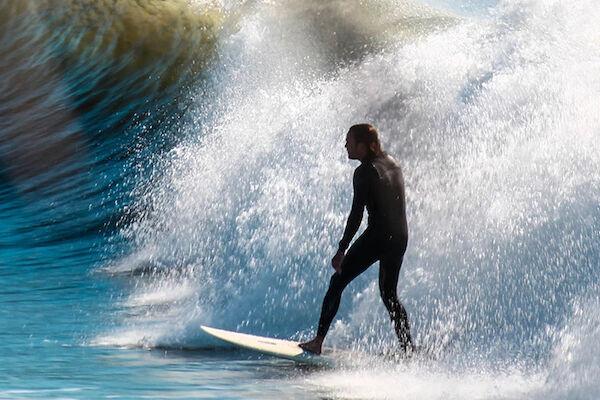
[338,167,367,252]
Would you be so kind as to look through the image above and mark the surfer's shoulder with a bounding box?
[355,161,378,178]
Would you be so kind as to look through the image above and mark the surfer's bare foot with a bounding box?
[299,336,324,355]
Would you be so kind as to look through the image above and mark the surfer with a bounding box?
[300,124,413,355]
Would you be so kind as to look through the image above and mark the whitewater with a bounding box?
[1,0,599,398]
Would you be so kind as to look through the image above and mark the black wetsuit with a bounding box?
[316,154,413,350]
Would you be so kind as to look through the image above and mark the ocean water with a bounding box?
[1,0,600,398]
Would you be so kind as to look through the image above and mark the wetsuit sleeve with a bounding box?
[338,167,368,252]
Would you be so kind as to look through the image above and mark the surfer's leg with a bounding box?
[316,232,379,338]
[300,231,379,355]
[379,243,413,353]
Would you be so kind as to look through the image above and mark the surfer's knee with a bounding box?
[378,282,397,305]
[329,271,341,287]
[328,272,347,294]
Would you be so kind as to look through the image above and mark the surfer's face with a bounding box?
[345,131,366,161]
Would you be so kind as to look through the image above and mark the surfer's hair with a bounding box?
[349,124,384,160]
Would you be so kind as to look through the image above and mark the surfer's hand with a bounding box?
[332,250,344,274]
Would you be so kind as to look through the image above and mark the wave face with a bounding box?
[0,0,222,186]
[2,0,600,398]
[0,0,224,253]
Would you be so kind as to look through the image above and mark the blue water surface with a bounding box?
[2,0,600,398]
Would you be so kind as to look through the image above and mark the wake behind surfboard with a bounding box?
[200,325,337,366]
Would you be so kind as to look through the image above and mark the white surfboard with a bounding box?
[200,325,334,365]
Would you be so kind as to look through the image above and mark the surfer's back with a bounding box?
[364,154,408,239]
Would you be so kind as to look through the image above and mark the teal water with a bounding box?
[2,0,600,398]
